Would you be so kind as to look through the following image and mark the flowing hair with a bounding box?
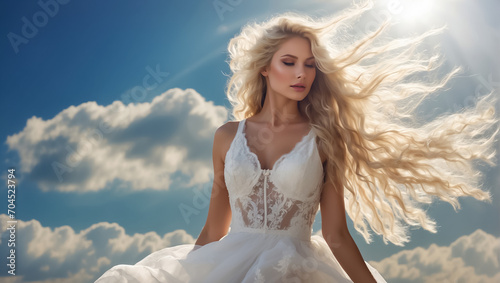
[224,1,498,246]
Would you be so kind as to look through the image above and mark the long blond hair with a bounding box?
[225,1,498,246]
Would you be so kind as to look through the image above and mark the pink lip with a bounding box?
[291,83,306,92]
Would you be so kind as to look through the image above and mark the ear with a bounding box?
[260,66,269,77]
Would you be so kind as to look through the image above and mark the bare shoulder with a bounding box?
[215,120,239,136]
[213,120,240,163]
[214,120,240,143]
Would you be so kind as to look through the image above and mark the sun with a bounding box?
[398,0,436,23]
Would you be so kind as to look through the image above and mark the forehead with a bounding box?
[274,36,314,58]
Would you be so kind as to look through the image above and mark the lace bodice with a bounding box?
[224,119,324,240]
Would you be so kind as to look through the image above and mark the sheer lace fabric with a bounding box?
[225,119,324,240]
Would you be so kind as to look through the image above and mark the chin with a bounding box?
[297,91,311,100]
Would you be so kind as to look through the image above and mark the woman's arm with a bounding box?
[320,162,377,283]
[195,125,232,246]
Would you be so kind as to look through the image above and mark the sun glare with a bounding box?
[399,0,436,23]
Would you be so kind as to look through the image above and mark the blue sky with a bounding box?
[0,0,499,282]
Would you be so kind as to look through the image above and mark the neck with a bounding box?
[256,90,306,128]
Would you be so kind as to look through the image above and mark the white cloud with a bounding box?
[5,88,228,192]
[0,214,195,283]
[369,229,500,283]
[1,216,499,282]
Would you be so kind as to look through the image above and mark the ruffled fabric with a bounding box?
[96,232,385,282]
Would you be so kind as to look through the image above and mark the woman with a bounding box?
[96,2,497,282]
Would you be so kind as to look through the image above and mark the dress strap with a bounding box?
[237,118,246,135]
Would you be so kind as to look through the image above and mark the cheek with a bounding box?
[305,68,316,85]
[270,62,292,83]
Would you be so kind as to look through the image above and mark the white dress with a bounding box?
[95,118,386,282]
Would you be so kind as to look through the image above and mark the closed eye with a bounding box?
[283,62,316,68]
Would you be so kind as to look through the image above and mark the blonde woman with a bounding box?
[96,2,497,282]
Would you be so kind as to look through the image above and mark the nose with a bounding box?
[296,66,305,79]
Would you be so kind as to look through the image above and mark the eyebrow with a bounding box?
[280,54,315,60]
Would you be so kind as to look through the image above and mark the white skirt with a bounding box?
[95,231,386,282]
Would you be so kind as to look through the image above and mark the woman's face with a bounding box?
[261,36,316,100]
